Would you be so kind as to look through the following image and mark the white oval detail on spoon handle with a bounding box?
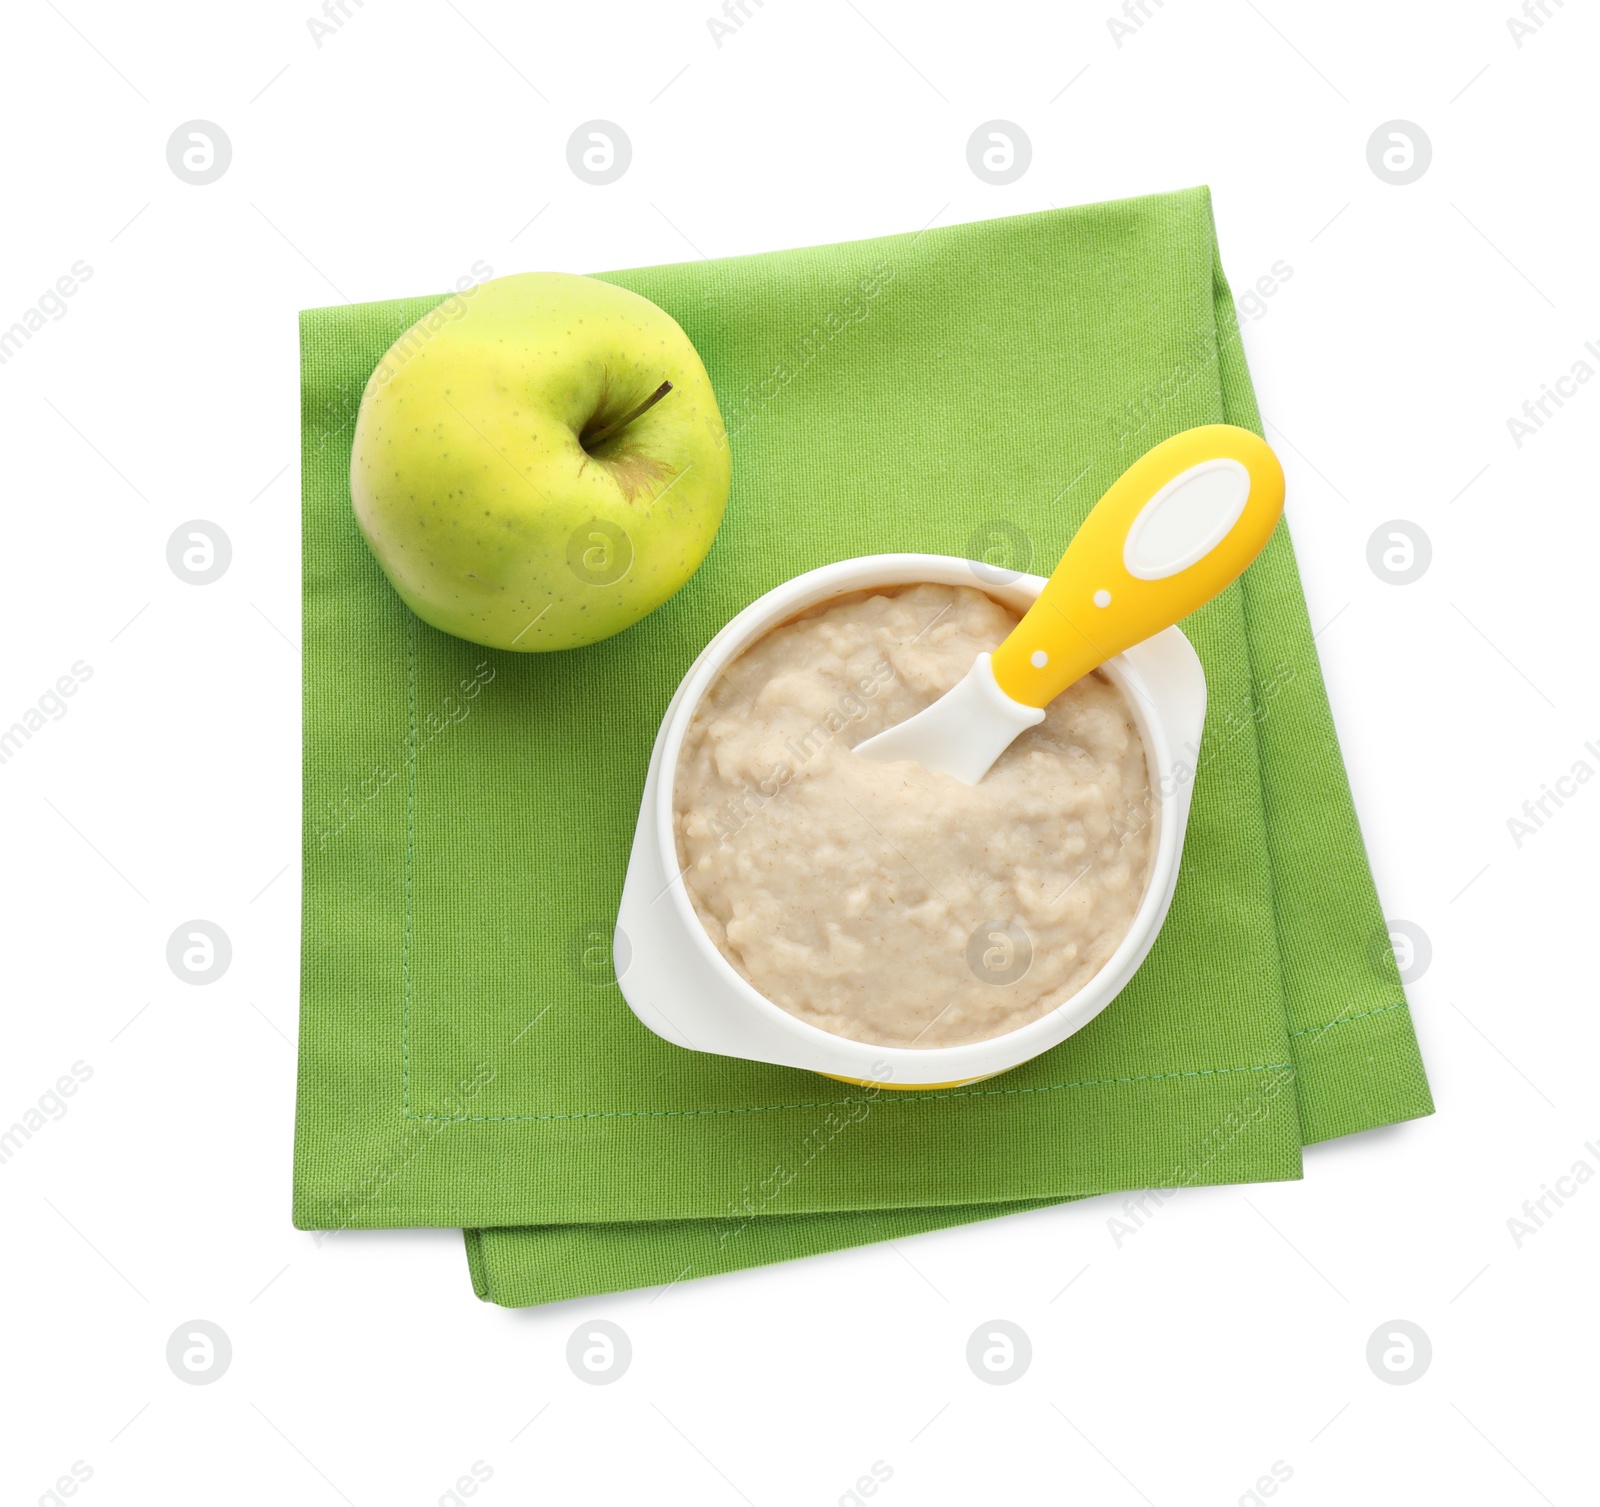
[1121,458,1252,581]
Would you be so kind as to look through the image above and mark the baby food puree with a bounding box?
[672,583,1157,1048]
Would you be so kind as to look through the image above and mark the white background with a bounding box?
[2,1,1596,1503]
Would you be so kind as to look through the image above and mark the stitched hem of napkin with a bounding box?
[406,1060,1296,1123]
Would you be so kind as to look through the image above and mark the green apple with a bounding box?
[350,271,731,652]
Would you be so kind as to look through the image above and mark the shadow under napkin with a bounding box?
[294,187,1431,1307]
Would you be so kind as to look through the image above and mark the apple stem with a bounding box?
[584,380,674,450]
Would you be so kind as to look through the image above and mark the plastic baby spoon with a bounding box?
[853,424,1286,784]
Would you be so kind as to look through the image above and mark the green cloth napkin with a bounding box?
[294,186,1432,1307]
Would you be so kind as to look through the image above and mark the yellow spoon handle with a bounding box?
[990,425,1286,708]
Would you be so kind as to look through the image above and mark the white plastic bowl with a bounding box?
[614,554,1207,1088]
